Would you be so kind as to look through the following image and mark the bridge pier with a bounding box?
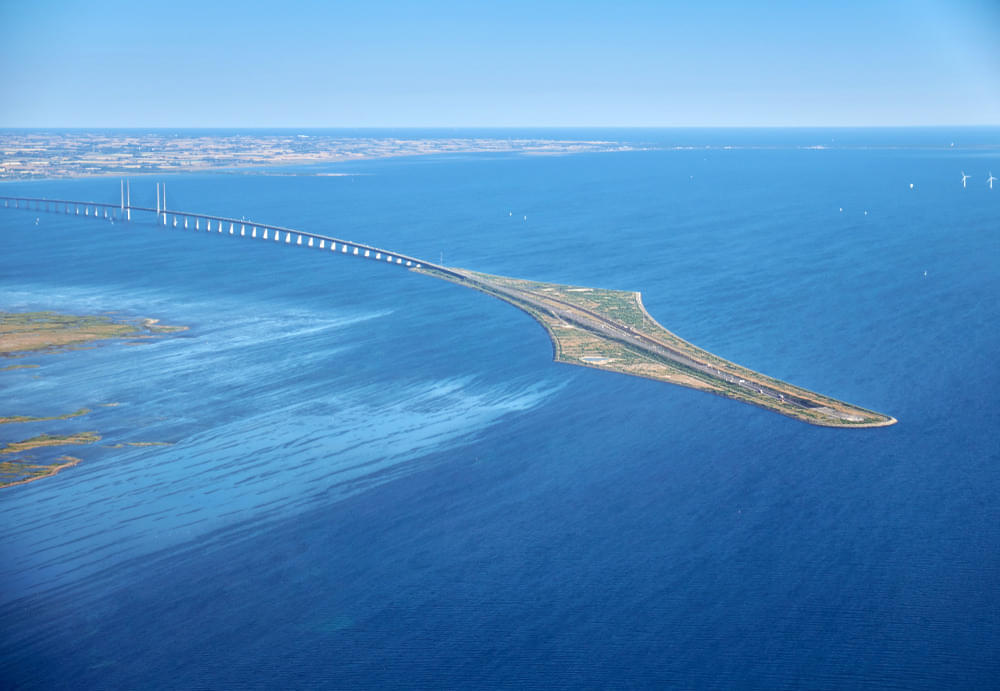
[0,194,429,273]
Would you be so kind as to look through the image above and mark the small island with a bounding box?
[0,310,186,489]
[0,455,85,489]
[418,267,896,428]
[1,311,186,356]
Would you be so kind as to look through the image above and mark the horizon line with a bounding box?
[2,123,1000,131]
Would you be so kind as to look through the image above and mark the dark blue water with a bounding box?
[1,130,999,688]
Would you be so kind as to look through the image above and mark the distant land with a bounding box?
[0,131,635,180]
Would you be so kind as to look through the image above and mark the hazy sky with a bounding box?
[1,0,998,127]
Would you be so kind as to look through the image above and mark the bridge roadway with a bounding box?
[0,194,463,278]
[440,270,823,411]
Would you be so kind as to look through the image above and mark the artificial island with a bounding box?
[420,267,896,428]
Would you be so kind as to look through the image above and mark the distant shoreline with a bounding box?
[0,131,633,181]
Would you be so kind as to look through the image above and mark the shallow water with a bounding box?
[1,129,999,688]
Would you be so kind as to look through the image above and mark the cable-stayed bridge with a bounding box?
[0,181,452,276]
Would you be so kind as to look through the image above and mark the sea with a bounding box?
[1,128,998,689]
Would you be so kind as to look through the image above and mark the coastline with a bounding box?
[0,132,630,181]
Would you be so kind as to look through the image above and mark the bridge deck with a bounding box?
[0,194,458,277]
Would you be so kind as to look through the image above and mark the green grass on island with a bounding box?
[0,407,91,425]
[416,266,895,428]
[0,432,101,489]
[0,455,84,489]
[0,310,187,489]
[0,311,187,356]
[0,431,102,456]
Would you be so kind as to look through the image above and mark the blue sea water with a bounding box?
[1,128,999,689]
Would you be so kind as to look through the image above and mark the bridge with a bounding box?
[0,183,896,428]
[0,182,459,278]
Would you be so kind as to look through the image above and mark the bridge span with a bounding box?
[0,187,460,278]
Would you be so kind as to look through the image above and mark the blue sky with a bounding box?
[1,0,997,127]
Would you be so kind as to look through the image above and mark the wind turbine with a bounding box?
[961,171,970,188]
[989,172,997,190]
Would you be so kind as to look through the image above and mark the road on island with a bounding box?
[450,270,823,413]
